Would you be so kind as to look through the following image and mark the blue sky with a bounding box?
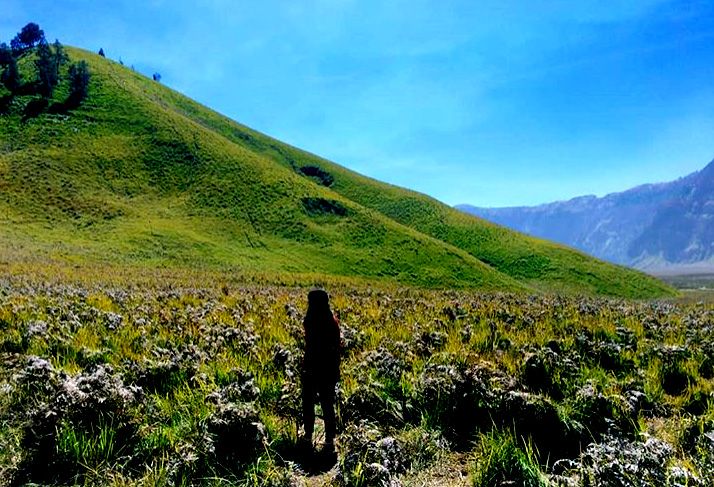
[2,0,714,206]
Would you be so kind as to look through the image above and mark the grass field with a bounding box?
[660,274,714,291]
[656,274,714,305]
[0,269,712,486]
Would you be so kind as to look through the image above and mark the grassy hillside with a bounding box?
[0,47,673,297]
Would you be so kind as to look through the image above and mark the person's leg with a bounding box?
[318,381,337,448]
[301,374,316,443]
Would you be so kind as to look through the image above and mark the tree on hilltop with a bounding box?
[98,48,105,57]
[10,22,45,53]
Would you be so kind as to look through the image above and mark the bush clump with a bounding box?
[337,422,407,487]
[12,362,141,485]
[302,197,348,217]
[299,165,335,187]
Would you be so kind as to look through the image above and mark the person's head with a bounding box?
[306,288,332,319]
[308,288,328,306]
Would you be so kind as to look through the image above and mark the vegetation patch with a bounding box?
[299,164,334,186]
[302,197,348,217]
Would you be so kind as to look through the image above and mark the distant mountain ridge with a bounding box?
[457,159,714,272]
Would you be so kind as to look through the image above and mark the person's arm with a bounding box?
[302,319,313,369]
[333,315,343,351]
[332,315,342,377]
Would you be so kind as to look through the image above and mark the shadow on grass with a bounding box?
[21,94,83,121]
[22,97,48,121]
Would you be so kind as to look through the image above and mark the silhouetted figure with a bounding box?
[301,289,341,453]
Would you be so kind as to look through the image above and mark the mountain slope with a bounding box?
[0,47,672,297]
[457,160,714,271]
[629,161,714,265]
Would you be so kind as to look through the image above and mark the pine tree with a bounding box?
[35,39,57,97]
[67,61,90,106]
[51,40,68,88]
[0,43,12,66]
[1,56,20,92]
[52,39,68,69]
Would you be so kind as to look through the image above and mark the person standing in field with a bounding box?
[301,288,341,453]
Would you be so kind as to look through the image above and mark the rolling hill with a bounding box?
[458,159,714,273]
[0,46,673,297]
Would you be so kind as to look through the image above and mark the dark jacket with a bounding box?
[302,290,341,383]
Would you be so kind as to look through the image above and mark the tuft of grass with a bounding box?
[470,430,546,487]
[55,416,125,479]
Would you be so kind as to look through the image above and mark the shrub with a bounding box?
[414,363,500,446]
[205,403,267,473]
[662,360,691,396]
[396,426,448,471]
[337,423,407,487]
[499,390,580,461]
[13,364,141,485]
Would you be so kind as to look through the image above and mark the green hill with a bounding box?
[0,46,673,297]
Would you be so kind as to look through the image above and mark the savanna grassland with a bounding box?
[2,28,709,487]
[0,268,712,487]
